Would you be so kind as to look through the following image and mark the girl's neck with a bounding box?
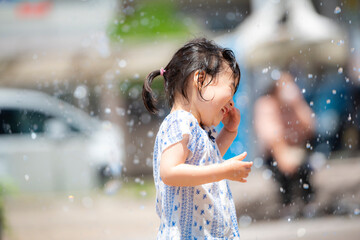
[171,96,201,124]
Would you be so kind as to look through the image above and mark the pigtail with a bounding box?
[142,70,161,114]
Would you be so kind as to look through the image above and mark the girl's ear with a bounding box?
[193,70,206,89]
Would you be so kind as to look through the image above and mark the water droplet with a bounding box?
[140,113,151,124]
[253,157,264,168]
[297,228,306,237]
[354,208,360,215]
[303,183,309,189]
[338,67,343,74]
[271,69,281,80]
[337,40,345,46]
[310,101,314,106]
[326,99,331,104]
[116,107,126,116]
[82,197,93,208]
[348,114,352,121]
[262,67,269,74]
[147,131,154,138]
[118,59,127,68]
[74,85,87,99]
[280,187,285,193]
[239,215,252,228]
[332,90,337,95]
[24,174,30,181]
[345,77,350,83]
[334,6,341,14]
[302,88,306,94]
[127,119,134,127]
[308,74,313,79]
[306,143,311,149]
[262,169,272,180]
[31,132,37,139]
[68,195,74,202]
[105,108,111,114]
[311,113,315,118]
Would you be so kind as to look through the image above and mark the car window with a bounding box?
[0,109,81,135]
[0,109,52,134]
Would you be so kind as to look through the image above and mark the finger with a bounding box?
[238,178,247,183]
[235,152,247,161]
[244,162,253,167]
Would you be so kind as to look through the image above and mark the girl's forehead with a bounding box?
[222,65,239,85]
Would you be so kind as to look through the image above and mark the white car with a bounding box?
[0,88,124,192]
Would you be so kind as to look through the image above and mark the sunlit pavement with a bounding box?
[3,192,160,240]
[3,157,360,240]
[240,216,360,240]
[4,192,360,240]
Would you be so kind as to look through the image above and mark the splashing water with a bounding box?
[334,6,341,14]
[297,228,306,237]
[238,215,252,228]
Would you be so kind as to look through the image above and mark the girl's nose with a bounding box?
[228,99,234,108]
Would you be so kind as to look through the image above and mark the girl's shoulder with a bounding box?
[159,110,199,133]
[163,110,198,125]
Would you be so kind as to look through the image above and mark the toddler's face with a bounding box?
[197,65,238,127]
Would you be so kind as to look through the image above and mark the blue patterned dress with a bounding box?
[153,110,240,239]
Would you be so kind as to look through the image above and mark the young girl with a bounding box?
[142,38,253,239]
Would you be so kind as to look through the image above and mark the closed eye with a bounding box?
[231,83,236,95]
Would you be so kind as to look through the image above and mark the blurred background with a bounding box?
[0,0,359,239]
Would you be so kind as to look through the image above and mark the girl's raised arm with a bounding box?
[160,135,252,187]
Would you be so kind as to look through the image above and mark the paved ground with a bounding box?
[3,192,360,240]
[3,157,360,240]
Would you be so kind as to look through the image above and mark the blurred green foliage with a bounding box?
[119,77,165,97]
[108,0,194,40]
[118,178,156,199]
[0,179,17,235]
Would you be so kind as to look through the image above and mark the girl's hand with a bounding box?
[222,152,253,182]
[222,104,241,133]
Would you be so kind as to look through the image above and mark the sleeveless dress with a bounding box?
[153,110,240,239]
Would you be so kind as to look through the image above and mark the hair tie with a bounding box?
[160,67,166,76]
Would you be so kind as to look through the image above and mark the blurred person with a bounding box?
[142,38,253,239]
[254,72,316,218]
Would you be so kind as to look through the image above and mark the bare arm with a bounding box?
[254,97,303,174]
[216,107,241,157]
[160,135,252,187]
[289,99,316,137]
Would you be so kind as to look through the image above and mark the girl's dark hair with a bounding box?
[142,38,241,114]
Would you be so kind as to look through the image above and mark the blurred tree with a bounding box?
[108,0,194,40]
